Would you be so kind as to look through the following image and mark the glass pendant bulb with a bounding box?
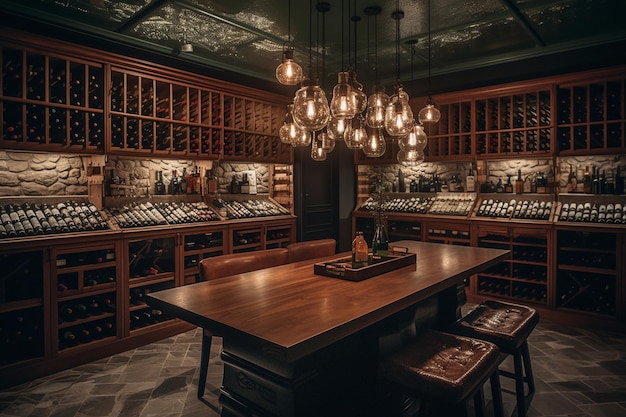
[311,138,327,161]
[330,71,357,119]
[279,104,308,145]
[275,44,303,85]
[384,84,414,136]
[327,116,351,141]
[345,116,367,149]
[399,121,428,152]
[350,70,367,114]
[365,85,389,128]
[292,73,330,132]
[397,149,425,165]
[318,130,335,152]
[292,130,312,147]
[418,98,441,124]
[362,126,386,157]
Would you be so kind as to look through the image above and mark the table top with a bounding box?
[147,240,509,361]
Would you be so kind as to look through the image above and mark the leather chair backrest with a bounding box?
[199,248,289,281]
[286,239,336,263]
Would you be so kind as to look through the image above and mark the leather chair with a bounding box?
[380,329,504,417]
[196,248,289,398]
[451,300,539,417]
[286,238,336,263]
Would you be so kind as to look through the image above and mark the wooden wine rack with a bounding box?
[556,68,626,155]
[0,30,293,163]
[0,45,105,152]
[424,100,473,160]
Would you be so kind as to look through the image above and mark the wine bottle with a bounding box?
[154,170,166,195]
[515,169,524,194]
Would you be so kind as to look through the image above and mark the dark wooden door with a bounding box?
[294,142,356,251]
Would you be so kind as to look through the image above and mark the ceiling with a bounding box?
[1,0,626,96]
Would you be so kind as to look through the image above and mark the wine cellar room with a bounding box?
[1,0,626,395]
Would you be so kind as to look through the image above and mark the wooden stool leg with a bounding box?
[513,350,526,417]
[521,340,536,397]
[490,370,504,417]
[197,331,212,399]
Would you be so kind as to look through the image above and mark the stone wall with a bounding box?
[0,151,272,198]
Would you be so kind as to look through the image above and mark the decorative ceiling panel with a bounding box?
[1,0,624,89]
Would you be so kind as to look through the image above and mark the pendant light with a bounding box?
[311,133,327,161]
[327,115,351,141]
[418,0,440,124]
[345,115,367,149]
[398,40,427,163]
[292,1,330,132]
[276,0,303,85]
[363,126,386,157]
[330,71,357,119]
[384,4,414,137]
[279,104,309,145]
[364,6,388,129]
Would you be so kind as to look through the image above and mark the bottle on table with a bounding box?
[371,222,389,260]
[351,231,369,268]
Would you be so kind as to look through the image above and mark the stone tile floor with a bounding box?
[1,315,625,417]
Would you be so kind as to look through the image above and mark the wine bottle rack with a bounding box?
[0,249,45,366]
[387,220,422,242]
[52,243,119,353]
[1,45,105,152]
[423,101,473,160]
[555,229,619,317]
[109,68,291,163]
[128,281,175,332]
[425,221,471,246]
[475,90,552,157]
[475,225,549,306]
[0,201,110,240]
[265,223,293,249]
[128,236,175,281]
[557,70,626,155]
[182,229,226,284]
[231,226,262,253]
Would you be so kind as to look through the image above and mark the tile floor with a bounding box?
[1,313,625,417]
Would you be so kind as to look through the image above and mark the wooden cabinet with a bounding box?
[425,219,471,246]
[230,218,296,252]
[0,248,47,367]
[474,224,550,307]
[1,44,105,152]
[180,227,227,285]
[52,243,120,352]
[556,68,626,155]
[555,227,622,318]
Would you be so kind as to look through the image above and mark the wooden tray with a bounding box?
[313,252,416,282]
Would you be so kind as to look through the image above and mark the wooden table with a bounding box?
[147,240,509,417]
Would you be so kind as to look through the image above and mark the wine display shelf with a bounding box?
[108,68,291,162]
[555,228,621,318]
[557,69,626,155]
[1,45,105,152]
[181,228,227,285]
[52,243,120,354]
[1,31,293,164]
[424,100,473,160]
[475,224,550,307]
[0,248,46,367]
[357,68,626,164]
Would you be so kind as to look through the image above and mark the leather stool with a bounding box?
[380,329,504,417]
[452,300,539,417]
